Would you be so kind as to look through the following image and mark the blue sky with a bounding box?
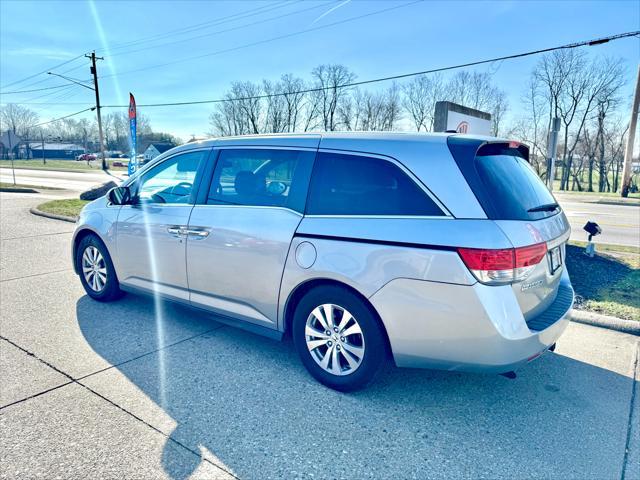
[1,0,638,140]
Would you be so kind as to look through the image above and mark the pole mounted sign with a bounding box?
[128,93,137,176]
[1,130,22,185]
[434,101,492,136]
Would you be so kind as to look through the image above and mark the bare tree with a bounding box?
[280,74,306,132]
[209,95,247,137]
[491,90,508,136]
[232,81,262,134]
[511,77,547,175]
[443,71,508,136]
[263,79,287,133]
[209,81,263,136]
[535,51,625,190]
[605,119,628,192]
[401,74,444,132]
[0,104,39,138]
[340,85,401,131]
[310,64,356,131]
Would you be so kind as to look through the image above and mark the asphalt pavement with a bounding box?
[0,167,126,192]
[556,192,640,248]
[0,190,639,479]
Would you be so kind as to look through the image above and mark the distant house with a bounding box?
[26,142,85,160]
[143,143,175,162]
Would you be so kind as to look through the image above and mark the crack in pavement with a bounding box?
[621,339,640,480]
[0,327,237,479]
[0,268,74,283]
[1,230,74,241]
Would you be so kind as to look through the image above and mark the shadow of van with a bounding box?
[76,293,635,480]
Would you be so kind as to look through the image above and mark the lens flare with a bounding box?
[139,201,168,409]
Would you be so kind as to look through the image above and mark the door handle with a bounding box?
[167,226,184,237]
[184,228,210,239]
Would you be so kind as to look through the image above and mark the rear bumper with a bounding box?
[369,270,573,373]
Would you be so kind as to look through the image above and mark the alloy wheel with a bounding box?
[82,245,107,292]
[305,303,365,376]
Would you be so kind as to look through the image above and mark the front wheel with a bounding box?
[76,234,122,302]
[292,285,387,392]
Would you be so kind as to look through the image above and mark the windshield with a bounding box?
[476,152,557,221]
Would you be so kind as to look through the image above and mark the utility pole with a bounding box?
[41,130,46,164]
[8,133,15,185]
[621,64,640,197]
[86,52,108,171]
[546,117,561,191]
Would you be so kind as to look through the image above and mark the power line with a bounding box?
[16,84,80,105]
[0,84,77,95]
[107,1,336,59]
[101,30,640,109]
[101,1,422,80]
[104,0,296,54]
[4,55,94,93]
[0,54,87,90]
[30,107,95,128]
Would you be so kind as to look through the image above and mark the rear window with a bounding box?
[476,149,557,220]
[306,152,444,216]
[448,139,558,221]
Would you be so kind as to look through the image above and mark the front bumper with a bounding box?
[369,271,573,373]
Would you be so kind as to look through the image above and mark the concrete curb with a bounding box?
[592,200,640,207]
[0,187,39,194]
[570,309,639,336]
[29,207,76,224]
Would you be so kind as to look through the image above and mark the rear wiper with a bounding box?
[528,202,559,213]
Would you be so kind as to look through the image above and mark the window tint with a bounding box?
[136,150,206,204]
[306,152,444,216]
[207,149,314,212]
[476,150,557,220]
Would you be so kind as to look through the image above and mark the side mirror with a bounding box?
[108,186,131,205]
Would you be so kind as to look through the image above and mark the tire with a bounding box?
[76,234,123,302]
[292,285,387,392]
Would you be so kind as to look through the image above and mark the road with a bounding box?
[0,167,126,192]
[0,190,639,479]
[556,193,640,248]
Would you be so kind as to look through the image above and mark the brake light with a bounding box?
[457,242,547,285]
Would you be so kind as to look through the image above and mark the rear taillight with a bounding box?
[457,242,547,285]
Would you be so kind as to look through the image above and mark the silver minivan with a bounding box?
[72,133,574,391]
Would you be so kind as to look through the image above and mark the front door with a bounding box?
[187,147,315,328]
[116,149,209,301]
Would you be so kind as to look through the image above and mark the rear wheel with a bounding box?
[292,285,386,391]
[76,234,122,302]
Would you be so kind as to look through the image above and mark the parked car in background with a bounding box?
[71,133,574,391]
[76,153,96,162]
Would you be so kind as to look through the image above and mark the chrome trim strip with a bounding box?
[191,204,303,216]
[304,214,454,220]
[212,145,318,152]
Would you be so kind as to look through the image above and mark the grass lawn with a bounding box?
[36,199,89,218]
[566,242,639,321]
[0,159,127,172]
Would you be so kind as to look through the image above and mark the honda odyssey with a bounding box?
[72,132,574,391]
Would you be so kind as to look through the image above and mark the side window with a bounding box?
[207,149,314,212]
[306,152,444,216]
[136,150,206,204]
